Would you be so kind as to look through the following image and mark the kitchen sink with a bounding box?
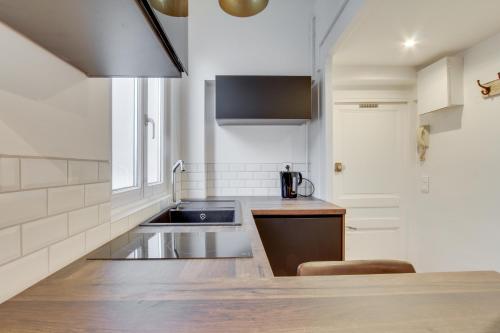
[140,200,241,226]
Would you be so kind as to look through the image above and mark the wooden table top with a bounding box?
[1,197,499,332]
[0,271,499,332]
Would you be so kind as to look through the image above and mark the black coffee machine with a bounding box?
[280,165,302,199]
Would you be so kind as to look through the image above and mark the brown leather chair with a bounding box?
[297,260,416,276]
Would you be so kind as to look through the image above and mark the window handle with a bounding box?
[145,116,156,140]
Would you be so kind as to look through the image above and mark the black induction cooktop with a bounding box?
[87,231,253,260]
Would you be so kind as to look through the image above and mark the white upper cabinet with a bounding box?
[417,56,464,115]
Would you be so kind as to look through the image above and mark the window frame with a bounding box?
[112,78,169,208]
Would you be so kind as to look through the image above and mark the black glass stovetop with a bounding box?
[87,231,253,260]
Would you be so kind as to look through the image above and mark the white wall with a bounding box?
[0,21,113,303]
[180,0,313,170]
[307,0,364,200]
[411,32,500,272]
[0,24,110,161]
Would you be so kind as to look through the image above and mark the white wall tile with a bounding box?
[229,180,245,188]
[48,185,84,215]
[110,217,129,238]
[245,164,261,172]
[0,158,20,192]
[0,249,48,304]
[68,160,98,185]
[84,182,111,206]
[261,164,279,172]
[22,214,68,255]
[254,172,272,180]
[237,188,254,196]
[0,189,47,228]
[68,206,99,235]
[221,188,237,196]
[238,172,254,180]
[213,180,228,188]
[222,172,238,180]
[0,226,21,265]
[49,233,85,273]
[261,180,277,188]
[213,164,229,172]
[245,180,261,188]
[254,188,269,196]
[230,164,245,171]
[99,202,111,224]
[98,162,111,182]
[21,158,67,189]
[86,223,110,250]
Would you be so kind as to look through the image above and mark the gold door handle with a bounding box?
[334,162,343,173]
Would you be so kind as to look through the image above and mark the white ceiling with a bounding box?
[332,0,500,67]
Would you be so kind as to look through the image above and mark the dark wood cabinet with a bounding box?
[254,215,344,276]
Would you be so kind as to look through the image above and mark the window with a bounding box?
[146,78,164,185]
[112,78,138,191]
[112,78,168,206]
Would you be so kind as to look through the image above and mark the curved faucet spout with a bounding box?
[171,160,185,205]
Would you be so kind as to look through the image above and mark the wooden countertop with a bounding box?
[1,197,499,332]
[1,271,499,332]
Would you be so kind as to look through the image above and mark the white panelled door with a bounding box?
[333,103,407,260]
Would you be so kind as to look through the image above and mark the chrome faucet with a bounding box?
[171,160,185,206]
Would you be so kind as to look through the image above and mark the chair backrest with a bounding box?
[297,260,416,276]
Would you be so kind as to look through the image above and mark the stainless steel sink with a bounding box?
[140,200,241,226]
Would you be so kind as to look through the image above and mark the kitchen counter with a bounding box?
[1,197,500,332]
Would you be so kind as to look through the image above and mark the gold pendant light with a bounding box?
[149,0,188,17]
[219,0,269,17]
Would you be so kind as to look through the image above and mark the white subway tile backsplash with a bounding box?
[68,206,99,235]
[229,180,245,188]
[98,162,111,182]
[238,172,254,180]
[261,164,279,172]
[237,188,253,196]
[22,214,68,255]
[0,249,48,303]
[245,180,261,188]
[49,233,85,273]
[110,217,129,238]
[48,185,84,215]
[221,188,237,196]
[21,158,67,189]
[0,158,20,192]
[245,164,261,172]
[253,188,269,196]
[0,156,117,303]
[85,182,111,206]
[261,180,277,188]
[213,180,228,188]
[99,202,111,224]
[268,188,281,196]
[254,172,272,180]
[230,164,245,172]
[68,160,98,185]
[0,189,47,228]
[213,164,229,172]
[86,223,110,250]
[0,226,21,265]
[222,172,238,180]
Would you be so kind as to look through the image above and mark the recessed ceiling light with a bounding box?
[403,38,417,48]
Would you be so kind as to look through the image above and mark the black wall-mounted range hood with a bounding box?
[216,75,312,125]
[0,0,187,77]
